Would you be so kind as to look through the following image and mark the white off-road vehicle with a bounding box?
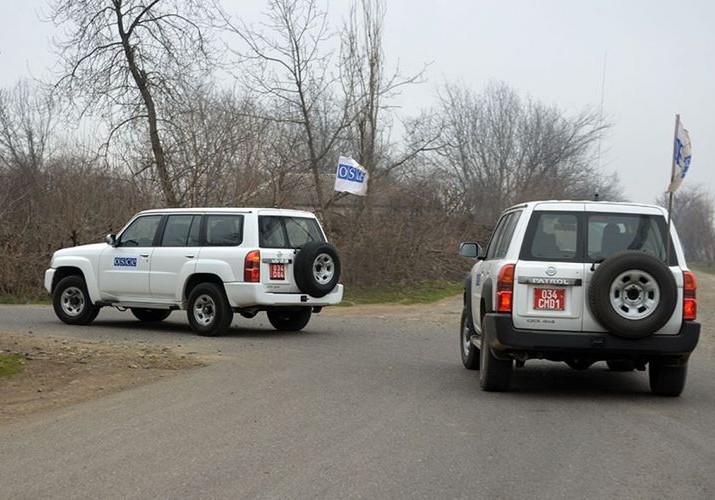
[45,208,343,336]
[459,201,700,396]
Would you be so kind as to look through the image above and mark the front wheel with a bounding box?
[131,308,172,322]
[460,310,480,370]
[187,283,233,336]
[52,275,99,325]
[479,317,512,391]
[649,359,687,397]
[267,308,312,331]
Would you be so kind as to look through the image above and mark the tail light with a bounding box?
[496,264,515,313]
[244,250,261,283]
[683,270,697,320]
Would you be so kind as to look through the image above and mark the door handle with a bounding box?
[185,255,195,259]
[139,253,150,258]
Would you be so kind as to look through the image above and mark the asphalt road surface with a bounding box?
[1,298,715,499]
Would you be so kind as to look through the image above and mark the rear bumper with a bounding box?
[483,313,700,358]
[224,283,343,308]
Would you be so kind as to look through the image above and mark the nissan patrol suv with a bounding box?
[459,201,700,396]
[45,208,343,336]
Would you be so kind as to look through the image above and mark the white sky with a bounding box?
[1,0,713,204]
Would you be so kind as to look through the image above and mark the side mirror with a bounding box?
[105,234,117,247]
[459,242,484,259]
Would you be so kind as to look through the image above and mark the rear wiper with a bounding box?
[590,258,605,272]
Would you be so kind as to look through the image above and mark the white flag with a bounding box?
[334,156,369,196]
[667,120,692,193]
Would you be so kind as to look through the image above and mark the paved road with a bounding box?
[1,301,715,499]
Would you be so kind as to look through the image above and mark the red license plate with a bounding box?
[269,263,285,280]
[534,288,565,310]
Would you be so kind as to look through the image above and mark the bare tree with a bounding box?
[50,0,219,207]
[657,187,715,262]
[430,82,621,221]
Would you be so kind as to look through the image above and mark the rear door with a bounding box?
[149,214,202,301]
[512,205,586,331]
[258,215,326,293]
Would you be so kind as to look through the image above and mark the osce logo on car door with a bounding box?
[114,257,138,267]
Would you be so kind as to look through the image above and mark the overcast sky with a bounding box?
[1,0,713,204]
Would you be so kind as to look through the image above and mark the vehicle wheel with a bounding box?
[52,275,100,325]
[294,242,341,298]
[460,310,480,370]
[588,251,677,339]
[649,359,687,397]
[267,308,312,331]
[479,317,512,391]
[187,283,233,336]
[607,360,636,371]
[131,308,172,322]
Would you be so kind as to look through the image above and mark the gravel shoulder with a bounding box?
[0,333,204,423]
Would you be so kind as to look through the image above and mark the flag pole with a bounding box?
[666,114,680,265]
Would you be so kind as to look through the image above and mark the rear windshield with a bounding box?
[259,216,325,249]
[520,211,674,264]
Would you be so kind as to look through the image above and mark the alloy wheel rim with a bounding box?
[609,269,660,320]
[313,253,334,284]
[60,286,85,317]
[194,294,216,326]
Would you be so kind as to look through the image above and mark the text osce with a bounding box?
[337,163,366,183]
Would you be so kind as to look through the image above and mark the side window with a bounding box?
[160,215,197,247]
[485,214,510,260]
[206,215,243,246]
[493,211,522,258]
[118,215,162,247]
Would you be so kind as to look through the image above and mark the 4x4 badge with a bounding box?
[546,266,557,276]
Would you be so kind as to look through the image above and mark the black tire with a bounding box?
[52,275,100,325]
[267,308,312,331]
[588,251,677,339]
[460,309,480,370]
[479,317,512,391]
[607,359,636,372]
[649,359,687,397]
[294,242,341,298]
[186,283,233,336]
[131,308,172,322]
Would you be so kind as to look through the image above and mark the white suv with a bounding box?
[45,208,343,336]
[459,201,700,396]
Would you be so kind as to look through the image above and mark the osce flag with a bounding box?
[334,156,369,196]
[667,120,692,193]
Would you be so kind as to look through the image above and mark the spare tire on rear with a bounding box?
[294,241,341,298]
[588,251,677,339]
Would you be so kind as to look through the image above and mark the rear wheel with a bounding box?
[649,359,687,397]
[131,308,171,322]
[267,308,312,331]
[187,283,233,336]
[479,318,512,391]
[460,310,480,370]
[52,275,99,325]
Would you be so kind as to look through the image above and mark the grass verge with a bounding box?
[0,295,51,305]
[341,280,462,306]
[0,354,24,377]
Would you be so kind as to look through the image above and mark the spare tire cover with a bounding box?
[294,242,341,298]
[588,250,677,339]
